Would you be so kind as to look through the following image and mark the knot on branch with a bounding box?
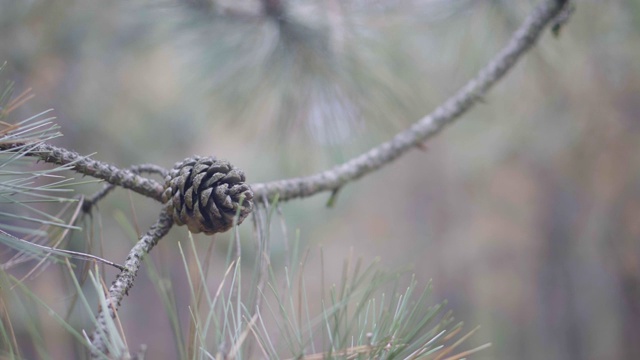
[162,156,253,234]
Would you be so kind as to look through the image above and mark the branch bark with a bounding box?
[82,164,168,213]
[0,142,166,202]
[251,0,572,203]
[90,210,174,358]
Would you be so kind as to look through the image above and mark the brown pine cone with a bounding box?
[162,156,253,234]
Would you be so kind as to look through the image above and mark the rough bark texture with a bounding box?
[0,142,166,202]
[90,211,174,358]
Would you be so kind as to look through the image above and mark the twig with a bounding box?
[98,270,130,352]
[90,210,174,358]
[0,142,165,202]
[251,0,573,203]
[82,163,168,213]
[551,0,575,37]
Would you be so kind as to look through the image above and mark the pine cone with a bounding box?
[162,156,254,235]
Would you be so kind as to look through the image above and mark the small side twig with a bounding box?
[90,210,174,358]
[325,187,341,208]
[82,163,168,213]
[551,0,575,37]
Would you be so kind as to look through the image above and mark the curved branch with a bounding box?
[89,210,174,358]
[251,0,572,203]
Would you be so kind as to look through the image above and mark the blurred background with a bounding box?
[1,0,639,359]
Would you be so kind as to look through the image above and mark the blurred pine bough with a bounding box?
[162,0,475,147]
[0,64,82,269]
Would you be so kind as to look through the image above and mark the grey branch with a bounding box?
[251,0,573,203]
[0,142,166,202]
[89,210,174,358]
[0,0,570,356]
[82,164,168,212]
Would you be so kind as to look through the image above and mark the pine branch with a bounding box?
[0,1,572,357]
[89,210,174,358]
[0,0,574,210]
[81,163,168,213]
[251,0,573,203]
[0,142,166,202]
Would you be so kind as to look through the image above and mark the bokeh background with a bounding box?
[1,0,639,359]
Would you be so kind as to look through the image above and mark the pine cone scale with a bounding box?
[191,172,207,193]
[204,173,226,187]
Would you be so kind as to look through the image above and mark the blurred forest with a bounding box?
[1,0,639,359]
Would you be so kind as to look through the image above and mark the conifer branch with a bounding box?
[81,164,168,213]
[0,1,572,357]
[251,0,573,203]
[0,142,166,202]
[89,210,174,358]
